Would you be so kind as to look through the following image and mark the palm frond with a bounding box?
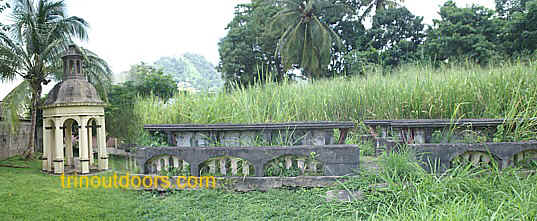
[0,80,31,134]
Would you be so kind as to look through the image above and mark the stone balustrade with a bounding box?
[140,122,357,179]
[135,144,360,177]
[411,141,537,173]
[363,118,515,144]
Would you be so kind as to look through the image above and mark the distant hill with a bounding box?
[154,53,223,92]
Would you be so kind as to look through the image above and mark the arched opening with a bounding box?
[63,118,80,172]
[199,156,253,177]
[87,118,98,168]
[264,154,323,177]
[513,150,537,169]
[451,151,499,169]
[43,119,56,172]
[145,155,190,176]
[69,60,74,75]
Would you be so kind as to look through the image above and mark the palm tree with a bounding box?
[269,0,347,79]
[0,0,111,159]
[359,0,405,21]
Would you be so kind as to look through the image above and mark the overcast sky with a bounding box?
[0,0,495,100]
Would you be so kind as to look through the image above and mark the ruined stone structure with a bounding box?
[363,119,537,172]
[41,45,108,174]
[140,122,358,177]
[413,142,537,173]
[0,103,42,160]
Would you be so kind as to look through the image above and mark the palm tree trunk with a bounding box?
[24,81,42,160]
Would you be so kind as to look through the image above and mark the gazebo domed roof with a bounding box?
[43,44,104,107]
[43,78,104,107]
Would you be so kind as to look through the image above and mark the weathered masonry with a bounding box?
[144,121,355,146]
[135,144,360,177]
[413,142,537,173]
[41,45,108,174]
[364,119,509,144]
[0,103,42,160]
[137,122,359,179]
[362,119,537,172]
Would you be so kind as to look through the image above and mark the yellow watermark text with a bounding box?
[60,173,216,189]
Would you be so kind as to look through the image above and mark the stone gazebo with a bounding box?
[41,45,108,174]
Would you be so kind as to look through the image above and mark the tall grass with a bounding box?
[135,61,537,126]
[333,149,537,220]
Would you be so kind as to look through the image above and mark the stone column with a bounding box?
[414,129,425,144]
[176,132,193,147]
[64,120,73,167]
[312,130,327,145]
[88,122,94,166]
[41,120,49,171]
[53,118,64,174]
[97,116,108,170]
[79,116,90,174]
[47,121,55,173]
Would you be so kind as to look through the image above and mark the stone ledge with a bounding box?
[144,121,355,132]
[128,175,350,192]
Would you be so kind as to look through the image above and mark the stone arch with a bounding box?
[512,149,537,168]
[63,118,80,170]
[450,151,500,169]
[199,156,254,177]
[145,154,190,176]
[264,154,324,176]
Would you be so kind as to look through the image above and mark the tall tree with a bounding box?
[367,6,425,67]
[422,1,500,64]
[106,63,177,144]
[0,0,112,158]
[270,0,347,79]
[218,1,283,88]
[359,0,405,21]
[497,0,537,55]
[495,0,531,19]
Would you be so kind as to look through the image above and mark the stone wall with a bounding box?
[0,120,42,160]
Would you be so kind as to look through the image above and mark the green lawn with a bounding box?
[0,157,139,220]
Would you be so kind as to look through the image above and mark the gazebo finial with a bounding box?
[62,44,84,80]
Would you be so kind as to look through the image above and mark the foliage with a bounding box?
[154,53,223,92]
[105,63,176,143]
[124,63,177,100]
[495,0,531,18]
[346,6,425,72]
[105,83,139,143]
[134,61,537,129]
[217,0,284,88]
[0,0,9,30]
[269,0,346,79]
[422,1,500,64]
[359,0,406,21]
[497,0,537,55]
